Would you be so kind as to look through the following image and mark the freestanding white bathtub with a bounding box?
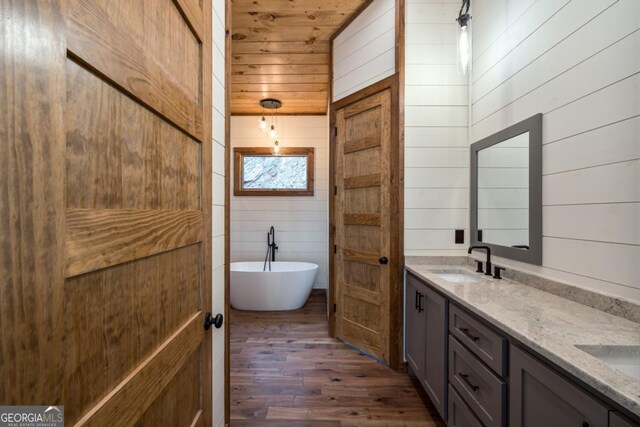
[230,262,319,311]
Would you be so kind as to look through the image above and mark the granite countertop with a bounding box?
[405,263,640,416]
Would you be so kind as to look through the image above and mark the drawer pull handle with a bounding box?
[418,293,424,313]
[460,327,480,341]
[459,373,479,391]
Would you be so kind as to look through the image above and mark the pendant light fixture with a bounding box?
[456,0,472,75]
[258,113,267,131]
[259,98,283,154]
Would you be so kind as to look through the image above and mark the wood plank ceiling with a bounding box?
[230,0,369,115]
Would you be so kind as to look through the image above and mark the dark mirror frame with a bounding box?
[470,113,543,265]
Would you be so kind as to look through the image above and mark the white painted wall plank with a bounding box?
[332,0,396,101]
[472,0,640,301]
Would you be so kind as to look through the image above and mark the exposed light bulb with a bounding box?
[272,140,280,155]
[258,116,267,130]
[269,125,277,139]
[459,25,470,75]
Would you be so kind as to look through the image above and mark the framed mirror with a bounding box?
[470,113,542,265]
[234,147,314,196]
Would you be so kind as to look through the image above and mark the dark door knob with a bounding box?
[204,312,223,330]
[379,257,388,265]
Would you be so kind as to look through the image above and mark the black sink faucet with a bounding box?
[468,245,492,276]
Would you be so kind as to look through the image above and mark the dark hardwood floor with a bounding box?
[230,290,446,426]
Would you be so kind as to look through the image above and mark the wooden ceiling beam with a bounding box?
[232,64,328,75]
[232,83,327,93]
[231,74,330,84]
[231,41,330,54]
[231,53,329,65]
[232,0,366,13]
[233,11,351,28]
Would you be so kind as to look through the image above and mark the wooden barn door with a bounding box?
[330,76,403,367]
[1,1,213,425]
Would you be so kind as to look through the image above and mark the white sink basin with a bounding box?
[429,269,480,283]
[576,345,640,380]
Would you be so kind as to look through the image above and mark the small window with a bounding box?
[234,147,314,196]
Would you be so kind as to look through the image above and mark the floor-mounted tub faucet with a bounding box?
[268,226,278,262]
[263,226,278,271]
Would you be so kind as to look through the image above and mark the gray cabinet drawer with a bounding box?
[609,412,638,427]
[450,336,506,427]
[448,384,484,427]
[450,304,507,377]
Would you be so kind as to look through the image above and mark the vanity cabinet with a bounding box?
[405,269,638,427]
[405,273,448,421]
[510,345,609,427]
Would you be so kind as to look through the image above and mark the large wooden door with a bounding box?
[1,1,213,425]
[331,76,403,367]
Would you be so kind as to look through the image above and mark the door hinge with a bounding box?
[333,127,338,137]
[333,245,337,254]
[333,303,337,313]
[334,185,337,195]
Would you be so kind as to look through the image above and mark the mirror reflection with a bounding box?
[477,132,529,249]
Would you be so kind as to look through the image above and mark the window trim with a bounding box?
[233,147,315,196]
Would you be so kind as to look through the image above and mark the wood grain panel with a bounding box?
[232,41,330,54]
[232,91,327,100]
[232,25,337,42]
[341,319,382,357]
[344,174,382,189]
[66,60,201,210]
[73,313,203,426]
[231,0,367,114]
[344,136,381,154]
[233,0,368,13]
[343,284,381,305]
[65,209,204,277]
[0,0,66,406]
[232,73,330,84]
[343,248,380,266]
[94,0,202,103]
[64,245,201,423]
[140,348,203,427]
[345,224,380,252]
[67,0,203,139]
[344,213,381,225]
[233,64,328,75]
[233,53,329,65]
[232,105,328,115]
[174,0,205,41]
[233,11,351,28]
[233,83,328,93]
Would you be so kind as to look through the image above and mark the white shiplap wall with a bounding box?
[332,0,396,101]
[404,0,470,256]
[230,116,329,289]
[211,0,226,425]
[471,0,640,302]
